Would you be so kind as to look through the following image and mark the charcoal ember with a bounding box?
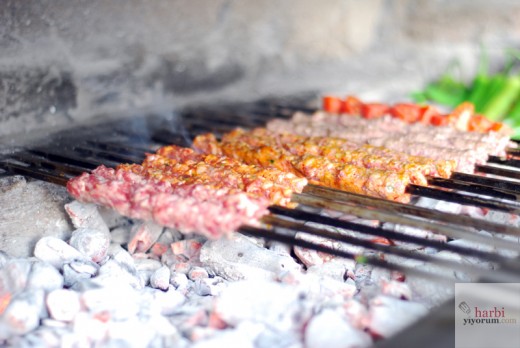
[97,206,129,229]
[305,309,372,348]
[0,258,32,295]
[170,272,190,292]
[146,286,185,315]
[382,223,447,248]
[110,225,132,245]
[306,258,356,282]
[171,239,203,264]
[69,227,110,263]
[380,279,412,300]
[150,265,171,291]
[128,221,164,254]
[33,236,88,269]
[0,289,46,339]
[63,260,99,288]
[27,261,64,292]
[46,289,81,322]
[93,259,143,289]
[188,266,209,280]
[282,272,356,302]
[64,201,109,234]
[81,284,140,320]
[71,311,107,343]
[213,280,310,332]
[105,315,178,347]
[0,176,72,258]
[365,295,428,338]
[415,197,462,214]
[343,299,369,330]
[194,276,227,297]
[107,244,136,271]
[294,226,363,267]
[15,325,66,347]
[267,241,292,255]
[200,234,301,281]
[191,322,264,348]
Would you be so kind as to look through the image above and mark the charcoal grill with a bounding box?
[1,95,520,347]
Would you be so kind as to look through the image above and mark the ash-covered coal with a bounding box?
[0,198,440,347]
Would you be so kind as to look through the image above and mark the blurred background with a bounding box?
[1,0,519,138]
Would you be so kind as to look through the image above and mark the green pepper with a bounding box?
[423,75,468,107]
[481,76,520,121]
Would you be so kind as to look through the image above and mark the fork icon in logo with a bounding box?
[458,301,471,315]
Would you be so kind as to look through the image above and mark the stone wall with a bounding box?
[1,0,520,139]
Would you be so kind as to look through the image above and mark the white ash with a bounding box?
[364,295,428,338]
[69,227,111,263]
[0,196,483,347]
[64,201,110,234]
[305,309,372,348]
[150,265,171,290]
[127,221,164,254]
[33,236,88,269]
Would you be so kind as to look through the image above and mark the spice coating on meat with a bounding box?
[193,130,413,202]
[267,111,513,173]
[67,145,308,238]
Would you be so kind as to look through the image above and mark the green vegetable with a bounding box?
[481,76,520,121]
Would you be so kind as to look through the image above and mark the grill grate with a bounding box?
[2,95,520,347]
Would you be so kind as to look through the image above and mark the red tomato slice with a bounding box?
[343,96,363,115]
[419,105,441,124]
[430,114,449,126]
[390,103,422,123]
[322,96,344,114]
[361,103,389,119]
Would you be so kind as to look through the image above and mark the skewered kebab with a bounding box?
[67,146,308,238]
[194,130,413,202]
[267,111,512,172]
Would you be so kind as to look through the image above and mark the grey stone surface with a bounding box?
[1,0,519,142]
[0,176,72,258]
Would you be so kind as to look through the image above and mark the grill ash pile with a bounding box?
[0,200,439,347]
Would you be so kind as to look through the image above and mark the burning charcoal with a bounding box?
[171,239,203,263]
[380,279,412,300]
[97,206,129,229]
[110,225,132,245]
[69,227,110,264]
[305,309,372,348]
[147,286,185,315]
[0,258,32,295]
[93,259,142,289]
[107,244,136,271]
[0,289,46,339]
[307,258,356,282]
[200,234,301,281]
[150,265,171,291]
[81,284,140,320]
[127,221,164,254]
[382,223,447,248]
[33,236,88,269]
[46,289,81,322]
[63,260,99,288]
[194,276,227,297]
[71,311,107,343]
[213,280,309,332]
[188,266,209,280]
[64,201,109,234]
[135,258,163,286]
[191,321,264,348]
[170,272,190,291]
[267,241,292,255]
[343,299,368,330]
[27,261,64,292]
[415,197,462,214]
[365,295,428,338]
